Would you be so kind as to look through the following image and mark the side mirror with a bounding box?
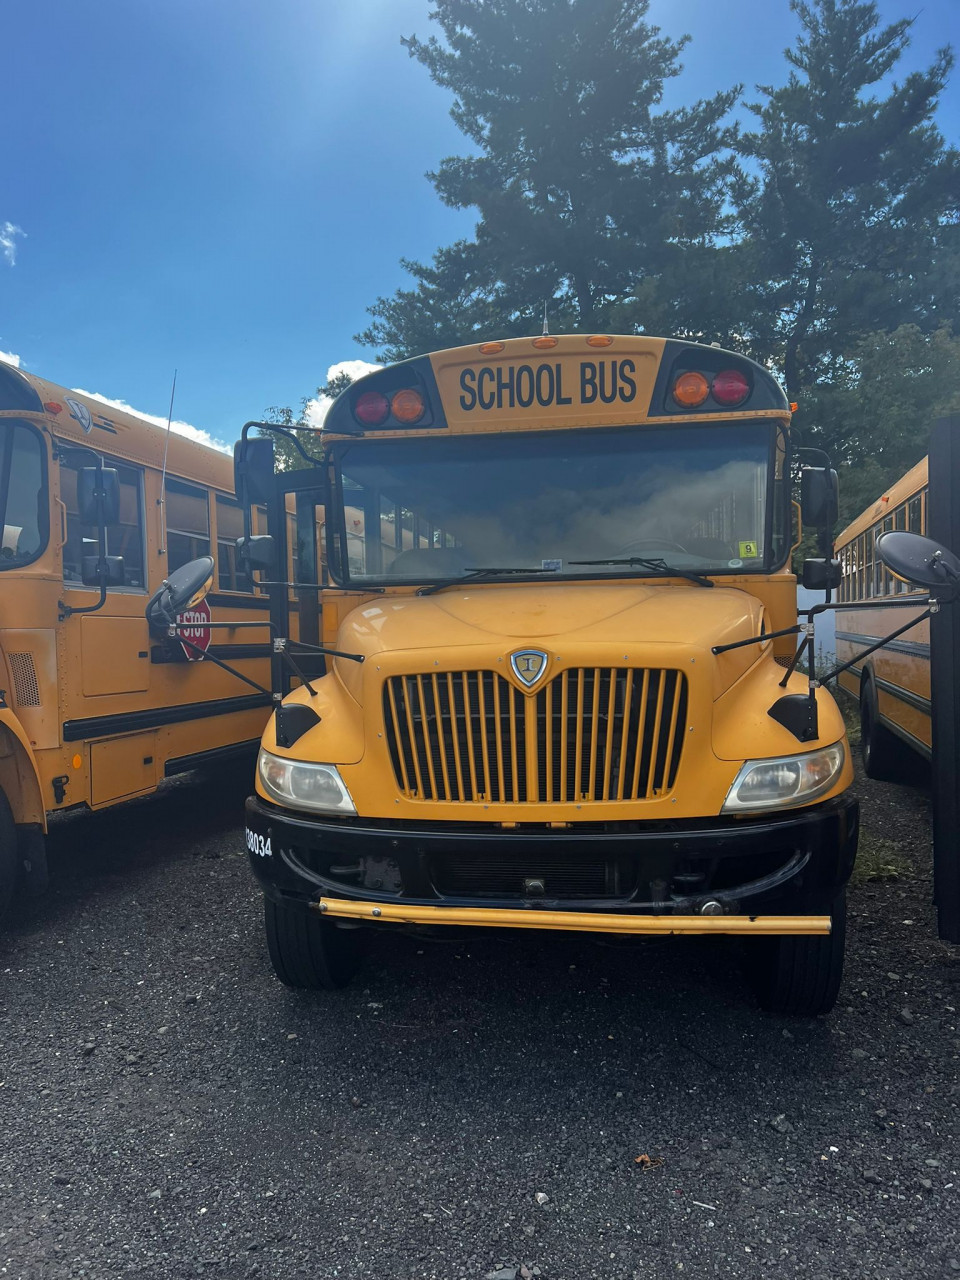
[876,531,960,598]
[802,558,842,591]
[81,555,125,588]
[800,467,839,530]
[234,437,275,508]
[236,534,276,573]
[77,466,121,526]
[146,555,215,635]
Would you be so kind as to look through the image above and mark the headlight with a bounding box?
[258,749,357,815]
[722,743,845,813]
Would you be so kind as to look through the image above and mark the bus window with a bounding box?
[62,457,145,588]
[0,422,47,568]
[908,494,923,534]
[216,496,252,592]
[166,479,210,572]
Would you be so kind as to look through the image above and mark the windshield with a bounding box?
[330,423,788,586]
[0,422,48,570]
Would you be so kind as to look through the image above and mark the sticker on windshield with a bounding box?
[541,559,562,571]
[738,540,759,557]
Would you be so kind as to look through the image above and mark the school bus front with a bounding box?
[241,335,858,1014]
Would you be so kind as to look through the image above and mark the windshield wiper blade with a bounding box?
[568,557,714,588]
[417,567,555,596]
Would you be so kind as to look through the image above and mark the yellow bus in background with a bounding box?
[234,334,860,1016]
[834,458,930,777]
[0,362,274,915]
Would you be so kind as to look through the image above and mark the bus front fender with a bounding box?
[0,708,45,829]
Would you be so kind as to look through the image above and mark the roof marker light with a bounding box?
[390,388,425,424]
[532,336,558,349]
[672,371,710,407]
[478,342,504,355]
[354,390,390,426]
[711,369,750,406]
[586,335,613,347]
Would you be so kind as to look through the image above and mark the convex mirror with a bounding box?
[876,531,960,598]
[146,555,215,634]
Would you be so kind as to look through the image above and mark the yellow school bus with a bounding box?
[234,335,859,1015]
[834,458,930,776]
[0,362,274,914]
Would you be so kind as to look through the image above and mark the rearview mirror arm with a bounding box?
[816,605,936,688]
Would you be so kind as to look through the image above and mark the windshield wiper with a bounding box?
[417,567,557,596]
[568,557,714,588]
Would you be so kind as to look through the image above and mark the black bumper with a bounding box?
[244,793,859,919]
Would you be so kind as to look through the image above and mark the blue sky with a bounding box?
[2,0,957,449]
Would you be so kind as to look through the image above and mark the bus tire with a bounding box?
[0,789,18,922]
[263,896,366,990]
[750,893,846,1016]
[860,674,904,781]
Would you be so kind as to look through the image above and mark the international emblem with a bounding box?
[510,649,548,688]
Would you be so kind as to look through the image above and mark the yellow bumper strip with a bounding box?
[313,899,831,936]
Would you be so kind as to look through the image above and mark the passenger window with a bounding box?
[61,456,146,589]
[166,480,210,573]
[216,496,252,592]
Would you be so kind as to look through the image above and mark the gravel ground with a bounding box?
[2,751,958,1280]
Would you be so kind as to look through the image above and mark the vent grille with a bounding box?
[8,652,40,707]
[383,668,687,805]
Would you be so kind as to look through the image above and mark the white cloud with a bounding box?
[1,222,25,267]
[0,349,21,368]
[303,358,382,430]
[71,388,230,454]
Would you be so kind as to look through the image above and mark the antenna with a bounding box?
[157,370,177,555]
[542,302,550,337]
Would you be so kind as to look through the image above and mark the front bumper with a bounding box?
[244,792,859,932]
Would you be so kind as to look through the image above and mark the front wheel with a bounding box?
[749,893,846,1016]
[0,789,18,922]
[263,896,367,990]
[860,675,904,781]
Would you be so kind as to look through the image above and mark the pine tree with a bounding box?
[733,0,959,401]
[359,0,739,358]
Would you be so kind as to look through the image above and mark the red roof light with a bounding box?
[711,369,750,406]
[353,390,390,426]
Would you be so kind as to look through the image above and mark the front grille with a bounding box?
[431,848,637,898]
[8,652,40,707]
[383,667,688,804]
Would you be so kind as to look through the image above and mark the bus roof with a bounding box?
[835,455,929,548]
[323,334,789,439]
[0,361,234,491]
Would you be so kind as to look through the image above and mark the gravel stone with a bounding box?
[0,747,955,1278]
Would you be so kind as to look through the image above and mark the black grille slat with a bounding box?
[383,667,687,804]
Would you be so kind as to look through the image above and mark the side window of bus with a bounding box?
[166,480,210,573]
[215,496,252,592]
[61,457,146,589]
[909,492,924,534]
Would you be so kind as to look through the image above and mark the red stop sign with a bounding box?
[177,598,212,661]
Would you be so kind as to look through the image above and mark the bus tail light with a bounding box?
[672,371,710,407]
[711,369,750,406]
[354,391,390,426]
[390,389,425,424]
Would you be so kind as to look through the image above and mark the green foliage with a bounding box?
[732,0,959,399]
[359,0,741,357]
[262,371,356,472]
[341,0,958,532]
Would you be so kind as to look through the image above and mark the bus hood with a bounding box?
[335,582,767,702]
